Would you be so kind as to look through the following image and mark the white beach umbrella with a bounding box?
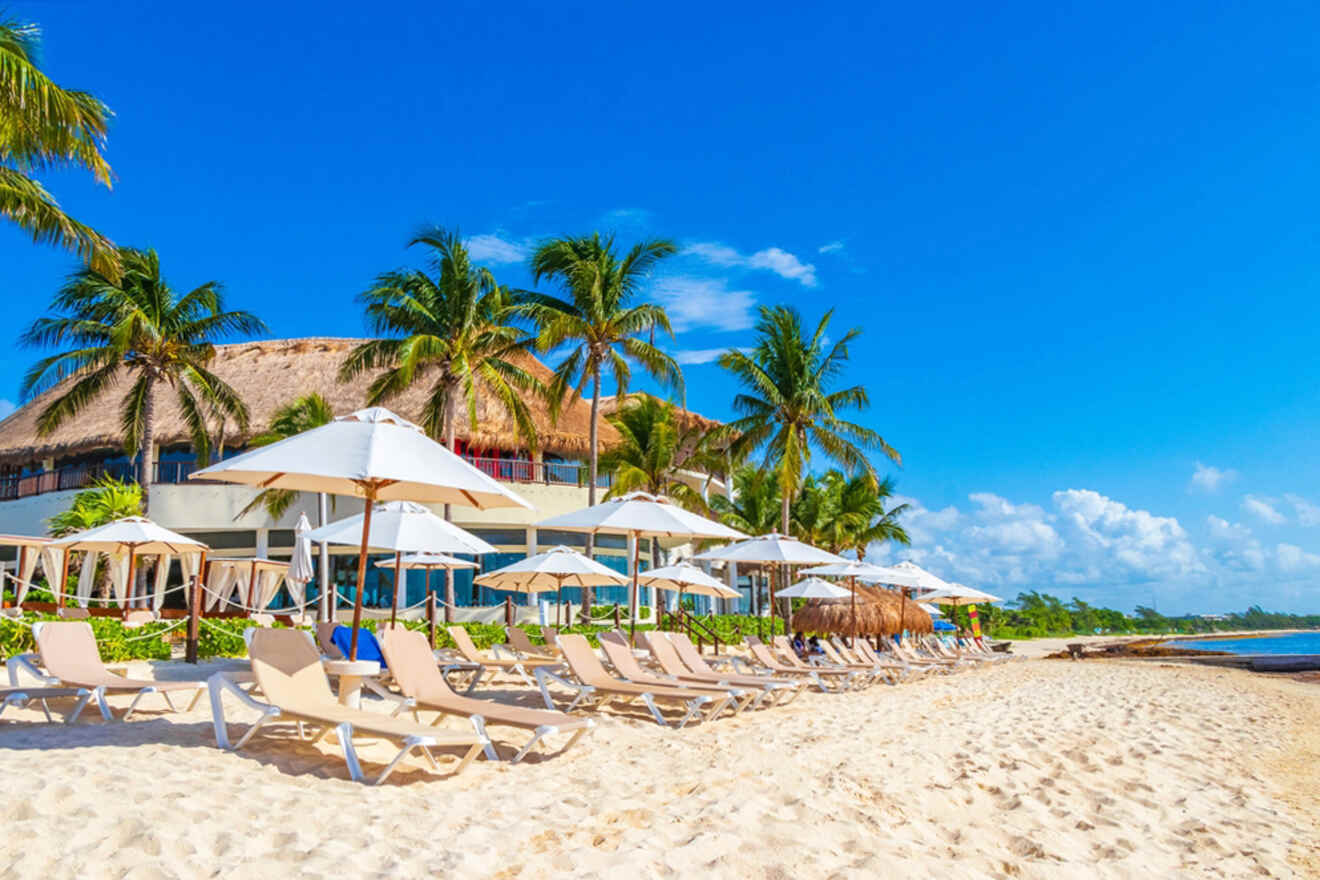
[0,534,54,606]
[287,513,316,611]
[536,491,747,637]
[52,517,207,612]
[918,602,944,616]
[639,562,742,601]
[475,545,628,627]
[695,534,846,634]
[306,500,497,627]
[920,583,1004,605]
[859,560,954,635]
[374,552,480,645]
[778,577,853,599]
[192,407,532,659]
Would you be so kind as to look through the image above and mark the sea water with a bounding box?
[1167,631,1320,655]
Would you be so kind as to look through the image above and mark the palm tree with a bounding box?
[790,470,909,556]
[46,476,143,602]
[598,394,713,513]
[340,227,540,451]
[237,393,335,520]
[719,305,899,536]
[710,466,782,616]
[20,247,266,511]
[520,233,683,611]
[1,16,117,275]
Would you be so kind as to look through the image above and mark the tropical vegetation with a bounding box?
[20,247,266,509]
[238,392,335,520]
[598,394,726,512]
[0,16,118,275]
[790,470,909,556]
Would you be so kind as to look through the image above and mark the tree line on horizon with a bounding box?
[3,15,907,613]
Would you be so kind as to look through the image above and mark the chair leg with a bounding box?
[470,716,499,761]
[93,686,114,721]
[453,742,484,776]
[641,693,670,727]
[66,689,92,724]
[185,687,205,712]
[336,723,364,782]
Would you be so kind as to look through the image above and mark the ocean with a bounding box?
[1167,631,1320,655]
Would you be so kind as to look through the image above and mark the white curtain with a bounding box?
[15,547,40,605]
[152,553,173,611]
[257,569,286,610]
[37,546,66,604]
[180,552,201,610]
[76,551,97,607]
[107,554,131,607]
[283,567,305,610]
[205,565,236,611]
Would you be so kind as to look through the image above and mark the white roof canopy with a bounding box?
[50,517,207,555]
[192,407,533,510]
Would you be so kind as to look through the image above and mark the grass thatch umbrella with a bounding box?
[791,584,932,637]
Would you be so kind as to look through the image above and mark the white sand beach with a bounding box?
[1,657,1316,879]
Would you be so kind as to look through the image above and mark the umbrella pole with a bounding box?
[246,559,258,613]
[628,530,640,645]
[124,549,136,620]
[768,564,776,639]
[849,575,856,647]
[390,551,402,628]
[58,549,70,609]
[348,491,376,661]
[426,567,435,649]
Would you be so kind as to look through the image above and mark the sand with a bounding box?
[1,656,1316,879]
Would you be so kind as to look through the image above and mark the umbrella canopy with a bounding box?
[51,517,206,555]
[918,602,944,616]
[191,407,534,509]
[778,577,853,599]
[375,552,479,570]
[288,513,315,586]
[638,562,741,599]
[474,545,629,594]
[800,560,893,578]
[694,533,847,566]
[863,560,952,590]
[305,501,497,555]
[920,583,1004,605]
[535,491,746,539]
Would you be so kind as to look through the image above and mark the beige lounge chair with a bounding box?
[447,626,562,686]
[642,631,802,707]
[537,634,726,728]
[0,683,92,723]
[380,628,594,763]
[503,626,558,661]
[316,622,344,659]
[829,636,914,681]
[742,636,856,692]
[811,638,894,686]
[539,626,560,649]
[25,621,206,721]
[773,635,879,687]
[597,631,754,716]
[208,628,488,784]
[122,610,157,629]
[57,607,90,620]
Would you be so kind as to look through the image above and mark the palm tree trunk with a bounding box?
[582,369,602,617]
[444,389,458,618]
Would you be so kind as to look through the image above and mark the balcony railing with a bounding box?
[0,455,609,500]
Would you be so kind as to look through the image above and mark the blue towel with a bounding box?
[330,625,387,669]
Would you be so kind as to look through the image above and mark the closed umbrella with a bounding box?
[536,492,746,640]
[194,408,531,660]
[475,545,629,628]
[287,513,316,613]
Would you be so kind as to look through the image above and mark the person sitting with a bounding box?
[791,631,808,658]
[806,635,826,656]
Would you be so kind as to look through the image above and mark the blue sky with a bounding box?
[3,0,1319,613]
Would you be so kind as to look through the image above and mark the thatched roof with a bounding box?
[791,584,933,636]
[598,393,724,434]
[0,337,626,465]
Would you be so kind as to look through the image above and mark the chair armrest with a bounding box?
[6,653,55,687]
[362,678,415,717]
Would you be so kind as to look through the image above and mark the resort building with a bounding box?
[0,338,735,615]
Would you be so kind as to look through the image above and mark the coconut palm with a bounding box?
[790,470,909,556]
[340,226,540,451]
[1,17,117,275]
[520,233,683,610]
[46,476,143,602]
[598,394,719,513]
[237,393,335,520]
[719,305,898,535]
[709,465,782,616]
[20,247,266,511]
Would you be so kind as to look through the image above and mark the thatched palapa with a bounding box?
[791,584,933,636]
[0,338,626,466]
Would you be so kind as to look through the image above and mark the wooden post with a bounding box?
[425,567,436,648]
[58,549,70,609]
[389,551,402,628]
[613,602,621,631]
[349,490,376,661]
[504,595,513,627]
[186,550,206,664]
[123,548,137,620]
[246,558,259,613]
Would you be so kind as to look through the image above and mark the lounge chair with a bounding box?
[208,628,488,784]
[0,683,92,723]
[642,631,802,707]
[829,637,915,681]
[316,622,344,659]
[539,626,560,650]
[597,631,754,716]
[535,633,726,728]
[379,628,594,763]
[122,610,157,629]
[57,607,89,620]
[16,621,207,721]
[446,626,562,687]
[741,636,857,692]
[813,638,896,685]
[504,626,558,661]
[773,635,881,687]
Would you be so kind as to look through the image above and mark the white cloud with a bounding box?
[672,348,730,365]
[818,241,845,254]
[599,207,652,228]
[1205,516,1268,572]
[1242,495,1286,525]
[1284,493,1320,527]
[685,242,818,287]
[1276,543,1320,573]
[651,277,757,332]
[1190,462,1237,493]
[465,233,529,264]
[0,399,14,421]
